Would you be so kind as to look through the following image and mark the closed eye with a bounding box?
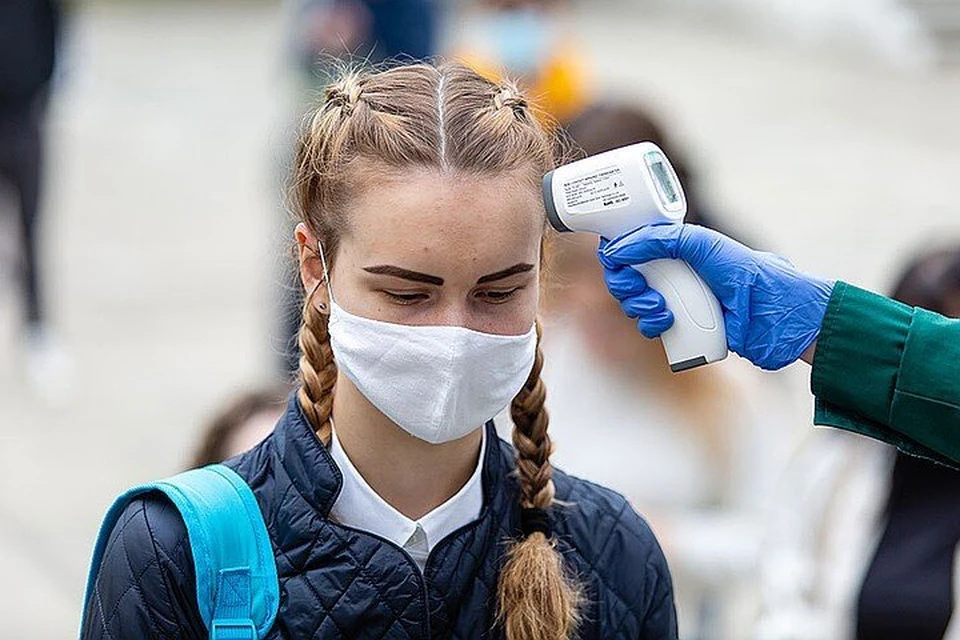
[382,291,430,305]
[475,287,522,304]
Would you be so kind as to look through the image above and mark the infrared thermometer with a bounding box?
[542,142,728,372]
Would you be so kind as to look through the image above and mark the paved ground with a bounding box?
[1,1,959,637]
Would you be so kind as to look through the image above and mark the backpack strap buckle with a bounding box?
[210,619,257,640]
[210,567,258,639]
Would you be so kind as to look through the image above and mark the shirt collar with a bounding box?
[327,424,486,557]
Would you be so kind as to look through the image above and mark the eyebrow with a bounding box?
[363,265,444,285]
[363,262,535,286]
[475,263,535,284]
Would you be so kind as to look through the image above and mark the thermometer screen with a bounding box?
[650,161,678,205]
[643,149,683,212]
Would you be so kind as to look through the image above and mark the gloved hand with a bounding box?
[598,224,835,371]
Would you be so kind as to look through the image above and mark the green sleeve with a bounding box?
[811,281,960,465]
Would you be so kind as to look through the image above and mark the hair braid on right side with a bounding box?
[510,323,554,510]
[496,321,582,640]
[297,286,336,444]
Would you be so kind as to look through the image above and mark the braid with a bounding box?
[297,286,336,444]
[496,321,582,640]
[510,322,554,510]
[493,85,529,119]
[323,73,364,117]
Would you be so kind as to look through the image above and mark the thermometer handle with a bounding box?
[634,259,728,372]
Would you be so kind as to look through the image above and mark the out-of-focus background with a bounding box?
[2,0,960,638]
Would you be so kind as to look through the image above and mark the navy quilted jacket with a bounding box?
[81,396,677,639]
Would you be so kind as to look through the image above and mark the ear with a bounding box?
[295,222,331,312]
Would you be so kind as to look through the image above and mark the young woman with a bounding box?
[80,62,676,640]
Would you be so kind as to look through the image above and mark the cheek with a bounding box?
[515,281,541,325]
[331,279,378,317]
[472,281,540,336]
[323,244,380,316]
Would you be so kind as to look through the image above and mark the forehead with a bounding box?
[340,168,544,275]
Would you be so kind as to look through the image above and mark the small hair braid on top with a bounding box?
[324,75,363,116]
[297,287,336,444]
[493,84,530,119]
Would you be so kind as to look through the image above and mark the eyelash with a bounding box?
[383,291,429,305]
[381,288,523,306]
[475,287,522,304]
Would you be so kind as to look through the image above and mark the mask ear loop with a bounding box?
[317,240,337,309]
[316,239,338,436]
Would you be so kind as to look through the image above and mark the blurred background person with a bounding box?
[276,0,441,376]
[755,245,960,640]
[558,102,725,230]
[454,0,590,125]
[531,100,797,639]
[287,0,438,87]
[189,385,289,469]
[0,0,69,394]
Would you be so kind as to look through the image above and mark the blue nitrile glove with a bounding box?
[598,224,835,371]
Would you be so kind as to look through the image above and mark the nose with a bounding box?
[431,301,473,330]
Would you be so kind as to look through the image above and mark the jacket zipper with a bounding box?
[327,522,432,636]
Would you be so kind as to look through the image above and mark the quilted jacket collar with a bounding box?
[274,393,510,523]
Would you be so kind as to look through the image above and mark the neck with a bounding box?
[331,373,484,520]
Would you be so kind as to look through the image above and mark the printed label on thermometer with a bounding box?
[561,164,631,215]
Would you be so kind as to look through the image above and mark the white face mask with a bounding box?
[317,244,538,444]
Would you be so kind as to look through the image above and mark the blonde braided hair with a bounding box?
[297,285,335,444]
[497,321,583,638]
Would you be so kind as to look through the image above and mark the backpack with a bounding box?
[80,464,279,639]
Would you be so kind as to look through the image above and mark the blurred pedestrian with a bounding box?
[456,0,590,125]
[0,0,69,392]
[190,386,289,469]
[537,101,794,639]
[288,0,438,84]
[562,102,725,231]
[755,246,960,640]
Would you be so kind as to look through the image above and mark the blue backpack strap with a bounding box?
[81,464,279,639]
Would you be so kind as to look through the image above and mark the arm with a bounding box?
[81,494,206,639]
[809,282,960,464]
[598,224,959,464]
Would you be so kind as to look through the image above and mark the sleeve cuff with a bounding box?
[814,397,955,467]
[810,281,912,426]
[811,282,955,467]
[889,308,960,462]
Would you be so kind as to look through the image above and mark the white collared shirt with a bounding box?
[328,426,486,571]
